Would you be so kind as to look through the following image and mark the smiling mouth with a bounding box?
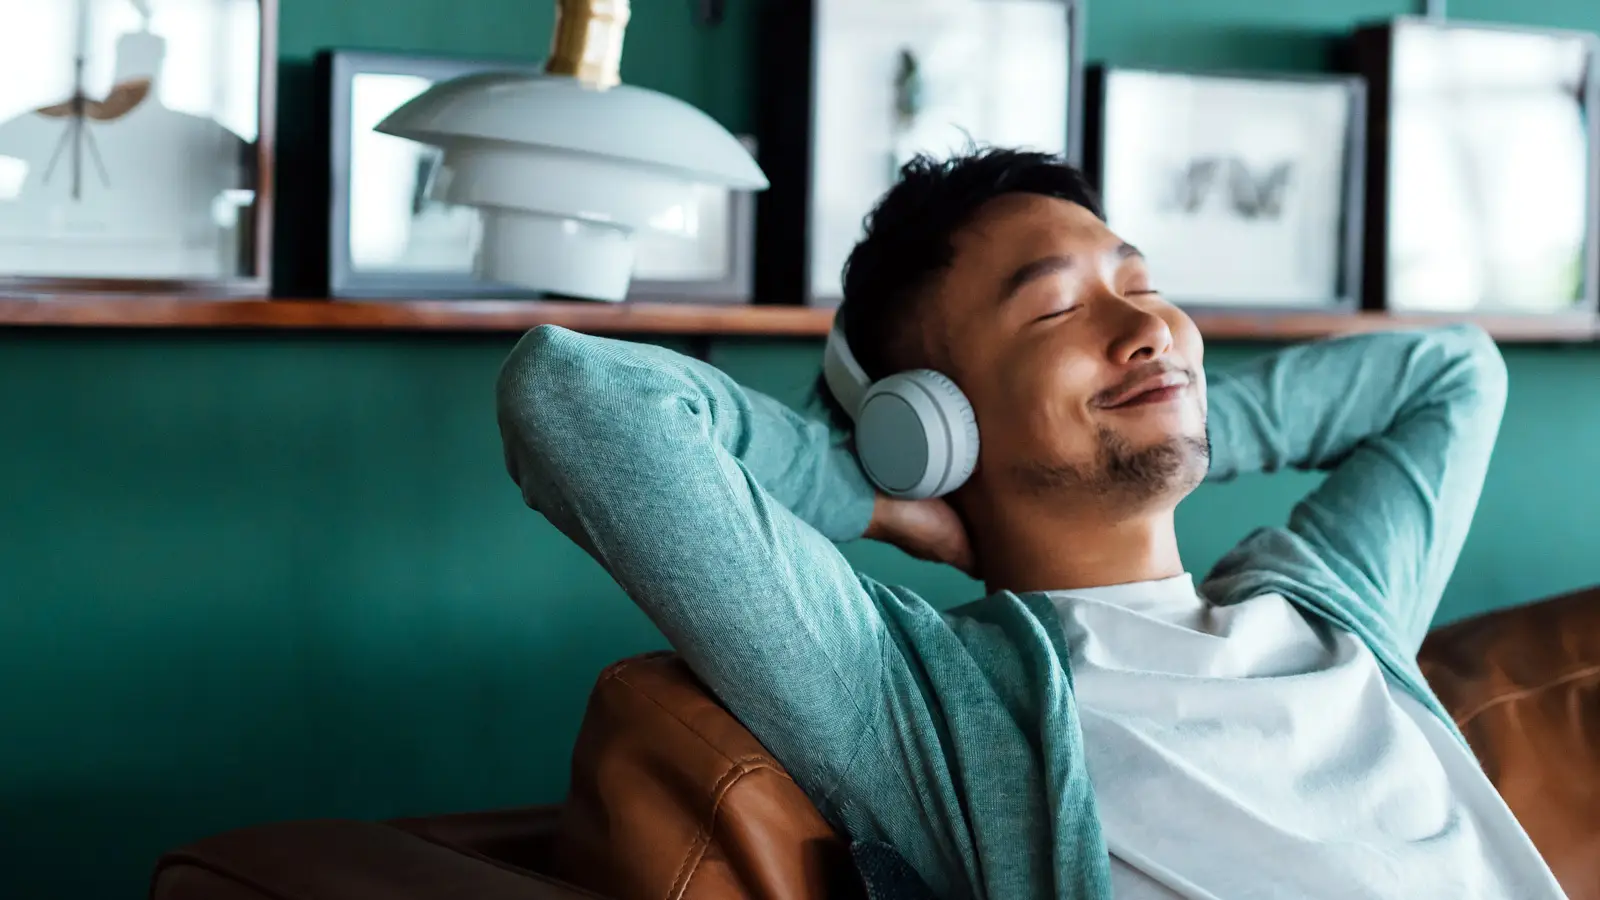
[1096,370,1194,409]
[1107,383,1188,408]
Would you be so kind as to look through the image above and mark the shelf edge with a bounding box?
[0,297,1593,343]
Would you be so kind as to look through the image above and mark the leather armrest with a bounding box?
[1420,585,1600,900]
[390,805,562,875]
[151,819,606,900]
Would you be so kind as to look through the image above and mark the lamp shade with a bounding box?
[375,72,768,302]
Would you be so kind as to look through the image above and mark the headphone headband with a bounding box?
[822,320,868,420]
[818,316,979,499]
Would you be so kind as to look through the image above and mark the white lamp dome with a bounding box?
[374,0,768,302]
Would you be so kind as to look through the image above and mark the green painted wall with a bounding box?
[3,0,1598,896]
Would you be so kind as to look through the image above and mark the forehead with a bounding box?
[897,193,1127,363]
[926,193,1124,324]
[953,193,1120,273]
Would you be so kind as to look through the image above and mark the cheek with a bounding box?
[977,351,1101,464]
[1176,321,1207,414]
[1168,308,1205,369]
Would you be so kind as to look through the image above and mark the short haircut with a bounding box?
[815,147,1104,432]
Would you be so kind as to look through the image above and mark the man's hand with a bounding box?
[865,495,978,577]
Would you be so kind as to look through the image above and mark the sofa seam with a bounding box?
[603,661,818,899]
[1452,663,1600,729]
[400,825,608,896]
[607,665,785,771]
[149,852,298,900]
[663,758,783,900]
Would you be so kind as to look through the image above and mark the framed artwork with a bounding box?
[0,0,276,297]
[315,49,756,304]
[1084,66,1366,312]
[1351,18,1600,314]
[757,0,1084,307]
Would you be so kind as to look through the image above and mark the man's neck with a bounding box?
[965,493,1185,595]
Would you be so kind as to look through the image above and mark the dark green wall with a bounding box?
[3,1,1598,896]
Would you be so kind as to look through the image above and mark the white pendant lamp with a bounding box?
[375,0,768,301]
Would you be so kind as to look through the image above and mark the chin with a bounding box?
[1117,398,1206,442]
[1087,422,1207,501]
[1123,420,1207,453]
[1143,432,1210,471]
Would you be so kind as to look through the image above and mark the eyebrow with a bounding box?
[999,242,1144,304]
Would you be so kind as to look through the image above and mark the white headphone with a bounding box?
[822,321,980,500]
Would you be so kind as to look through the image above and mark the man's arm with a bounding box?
[1203,324,1508,651]
[495,325,886,797]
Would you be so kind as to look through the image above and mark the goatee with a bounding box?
[1015,426,1210,504]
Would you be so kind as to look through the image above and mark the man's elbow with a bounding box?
[495,325,683,457]
[1431,323,1508,426]
[495,325,591,454]
[1448,323,1508,400]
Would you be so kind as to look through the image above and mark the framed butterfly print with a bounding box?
[0,0,276,298]
[1084,66,1366,312]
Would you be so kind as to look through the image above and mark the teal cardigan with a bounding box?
[495,323,1506,899]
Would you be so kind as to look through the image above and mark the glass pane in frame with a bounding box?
[1387,22,1593,312]
[1099,71,1355,307]
[334,55,751,301]
[0,0,261,282]
[809,0,1072,300]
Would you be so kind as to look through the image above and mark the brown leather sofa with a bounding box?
[151,585,1600,900]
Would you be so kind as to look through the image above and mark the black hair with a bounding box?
[813,146,1104,433]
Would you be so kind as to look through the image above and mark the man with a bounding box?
[496,149,1564,899]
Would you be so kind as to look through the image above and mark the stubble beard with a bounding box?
[1014,425,1211,507]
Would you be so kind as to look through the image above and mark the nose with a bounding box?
[1106,296,1174,365]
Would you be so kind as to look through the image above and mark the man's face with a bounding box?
[925,193,1209,507]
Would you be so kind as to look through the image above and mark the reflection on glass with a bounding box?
[0,0,260,280]
[634,183,730,280]
[346,72,737,285]
[1388,22,1592,311]
[348,73,481,273]
[810,0,1070,299]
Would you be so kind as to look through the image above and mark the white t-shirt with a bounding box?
[1048,574,1567,900]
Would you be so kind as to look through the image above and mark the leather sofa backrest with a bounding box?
[547,652,860,900]
[1418,585,1600,900]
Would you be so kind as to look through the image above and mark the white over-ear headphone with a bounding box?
[822,321,980,500]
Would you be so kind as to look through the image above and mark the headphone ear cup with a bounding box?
[908,369,979,496]
[855,370,979,500]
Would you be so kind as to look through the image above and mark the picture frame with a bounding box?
[1083,65,1366,312]
[756,0,1086,308]
[1350,18,1600,316]
[314,49,756,304]
[0,0,277,298]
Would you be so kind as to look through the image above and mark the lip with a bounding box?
[1098,371,1192,409]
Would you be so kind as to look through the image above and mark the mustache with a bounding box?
[1093,360,1196,407]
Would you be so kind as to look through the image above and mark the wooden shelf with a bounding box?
[1187,310,1598,343]
[0,296,836,337]
[0,295,1594,343]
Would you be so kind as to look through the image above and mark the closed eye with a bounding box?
[1033,305,1078,323]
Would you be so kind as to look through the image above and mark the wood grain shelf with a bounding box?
[0,295,1594,343]
[0,296,835,337]
[1187,310,1598,343]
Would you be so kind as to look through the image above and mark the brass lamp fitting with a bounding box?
[545,0,630,89]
